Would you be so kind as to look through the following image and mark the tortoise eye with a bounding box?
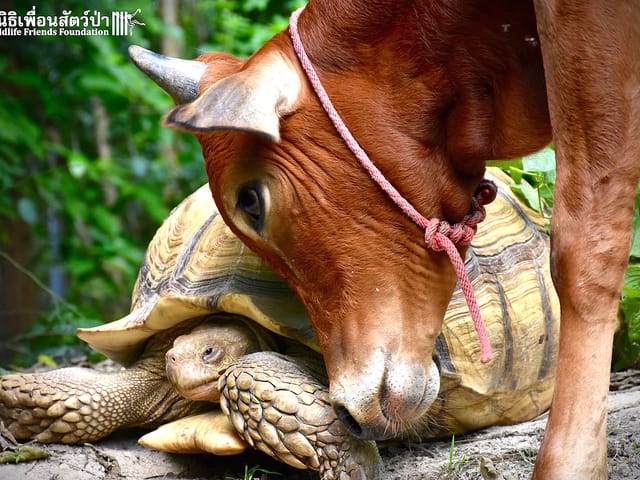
[203,346,222,363]
[237,183,266,231]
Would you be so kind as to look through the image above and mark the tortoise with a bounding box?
[0,167,559,479]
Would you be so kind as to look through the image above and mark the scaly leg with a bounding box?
[220,351,382,480]
[0,360,206,444]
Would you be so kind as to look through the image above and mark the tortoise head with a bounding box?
[129,4,548,440]
[165,317,261,403]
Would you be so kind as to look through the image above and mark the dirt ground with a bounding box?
[1,371,639,480]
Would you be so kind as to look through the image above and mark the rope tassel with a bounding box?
[289,7,495,362]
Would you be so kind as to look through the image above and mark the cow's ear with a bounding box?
[164,52,302,143]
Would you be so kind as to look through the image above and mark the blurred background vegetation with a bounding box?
[0,0,303,367]
[0,0,638,370]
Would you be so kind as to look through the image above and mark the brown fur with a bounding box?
[171,1,639,477]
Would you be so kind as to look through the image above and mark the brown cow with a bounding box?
[130,1,640,478]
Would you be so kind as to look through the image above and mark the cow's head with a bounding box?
[129,3,549,440]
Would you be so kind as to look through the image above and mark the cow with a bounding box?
[129,1,640,478]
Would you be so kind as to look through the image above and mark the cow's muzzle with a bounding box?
[329,349,440,440]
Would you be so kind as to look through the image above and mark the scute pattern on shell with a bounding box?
[76,184,312,367]
[426,168,558,436]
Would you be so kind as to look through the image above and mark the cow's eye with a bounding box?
[237,183,266,231]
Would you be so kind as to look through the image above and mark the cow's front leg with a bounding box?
[532,1,640,478]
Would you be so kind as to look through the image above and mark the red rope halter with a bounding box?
[289,7,495,362]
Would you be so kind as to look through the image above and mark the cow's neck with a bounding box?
[297,0,551,189]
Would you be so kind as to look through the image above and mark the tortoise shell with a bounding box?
[78,167,558,434]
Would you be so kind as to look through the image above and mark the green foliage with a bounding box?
[493,145,556,218]
[444,435,467,478]
[0,0,303,367]
[614,192,640,370]
[242,464,282,480]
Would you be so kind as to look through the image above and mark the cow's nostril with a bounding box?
[334,404,363,437]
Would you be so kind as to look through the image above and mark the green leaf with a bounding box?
[623,264,640,299]
[523,146,556,173]
[67,152,88,178]
[510,181,541,211]
[629,192,640,259]
[37,354,58,367]
[508,166,524,184]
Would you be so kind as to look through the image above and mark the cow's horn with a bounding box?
[128,45,206,104]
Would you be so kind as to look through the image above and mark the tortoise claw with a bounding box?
[219,351,382,480]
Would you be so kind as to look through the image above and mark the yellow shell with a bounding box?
[428,168,559,435]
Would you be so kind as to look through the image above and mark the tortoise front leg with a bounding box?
[220,351,382,480]
[532,1,640,478]
[0,363,207,444]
